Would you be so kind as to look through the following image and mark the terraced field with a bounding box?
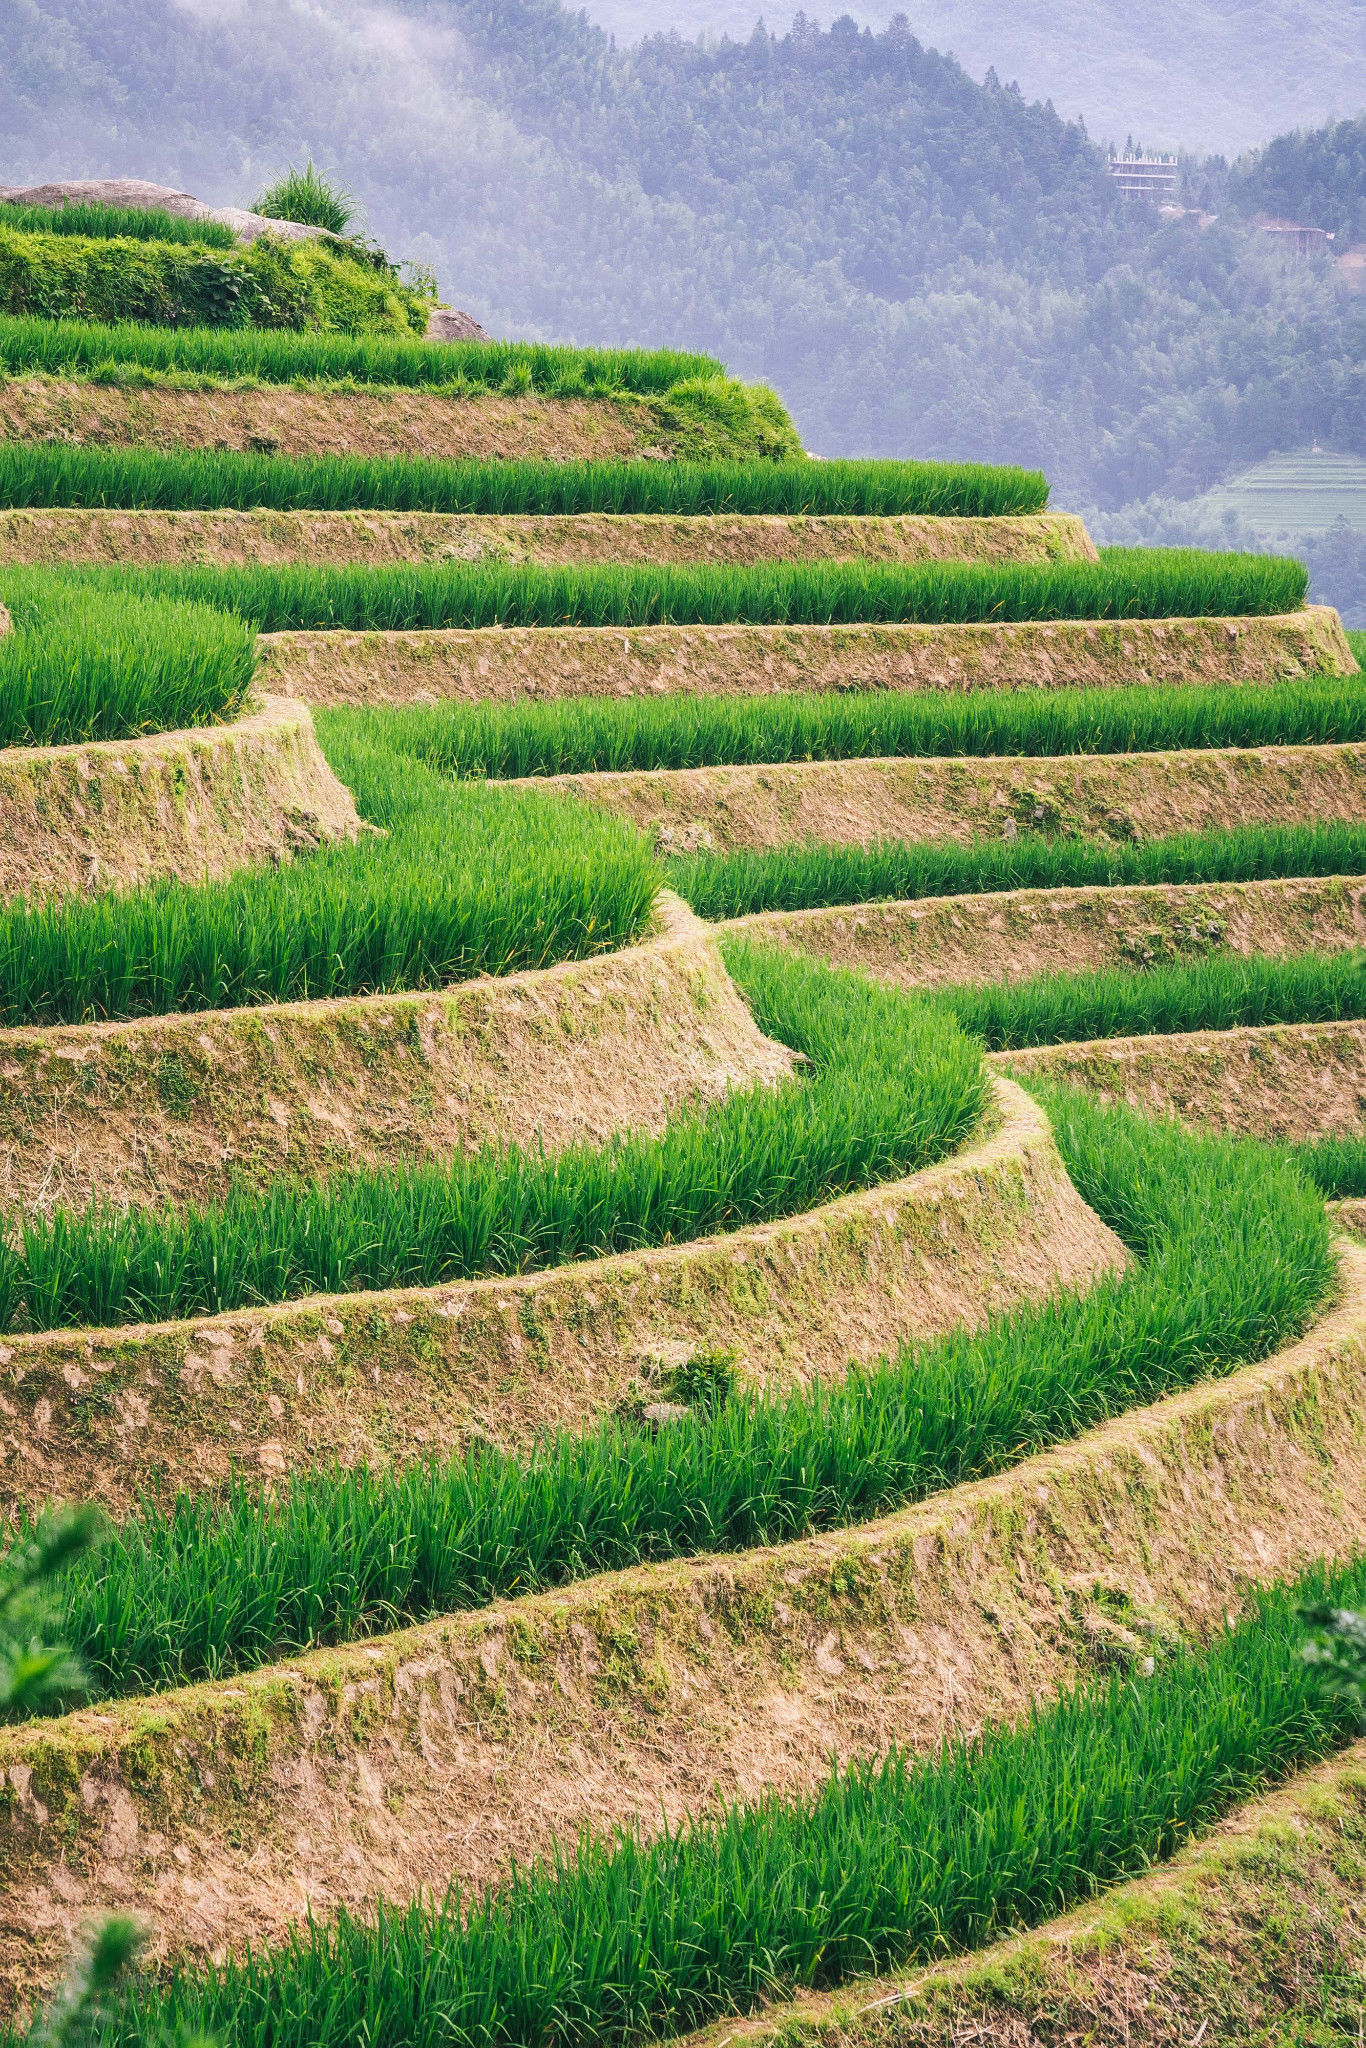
[2,293,1366,2046]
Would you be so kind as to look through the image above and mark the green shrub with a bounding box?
[0,227,431,335]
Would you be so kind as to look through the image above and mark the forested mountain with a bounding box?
[3,0,1364,602]
[1229,114,1366,240]
[579,0,1366,158]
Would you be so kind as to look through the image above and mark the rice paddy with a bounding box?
[0,314,727,392]
[5,294,1366,2048]
[337,674,1361,780]
[0,579,253,745]
[0,724,659,1024]
[924,947,1366,1050]
[42,548,1309,630]
[673,820,1366,919]
[0,948,986,1332]
[0,445,1050,518]
[0,201,238,248]
[13,1557,1362,2048]
[10,1080,1332,1699]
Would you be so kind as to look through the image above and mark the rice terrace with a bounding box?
[5,178,1366,2048]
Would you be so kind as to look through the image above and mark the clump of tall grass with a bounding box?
[23,1071,1334,1701]
[0,312,725,393]
[929,946,1366,1050]
[0,581,254,746]
[251,162,355,236]
[340,675,1357,782]
[0,201,237,248]
[0,946,986,1332]
[0,726,659,1025]
[673,821,1366,920]
[43,1555,1366,2048]
[0,445,1049,518]
[50,548,1309,631]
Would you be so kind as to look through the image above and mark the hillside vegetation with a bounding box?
[4,0,1363,523]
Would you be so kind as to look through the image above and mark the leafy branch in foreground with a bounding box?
[1301,1605,1366,1721]
[0,1505,102,1719]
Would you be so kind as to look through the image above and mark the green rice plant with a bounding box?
[0,201,237,248]
[671,821,1366,920]
[16,1546,1362,2048]
[49,548,1309,631]
[0,580,253,745]
[0,725,658,1026]
[0,312,725,392]
[24,1068,1333,1702]
[925,947,1366,1050]
[0,946,986,1334]
[251,162,355,236]
[1284,1134,1366,1201]
[0,444,1048,518]
[332,674,1359,782]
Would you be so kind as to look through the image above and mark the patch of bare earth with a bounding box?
[0,379,677,460]
[260,607,1354,708]
[999,1017,1366,1143]
[0,1081,1122,1515]
[730,874,1366,989]
[534,741,1366,853]
[0,896,792,1217]
[0,695,359,899]
[2,1240,1361,2017]
[0,509,1097,570]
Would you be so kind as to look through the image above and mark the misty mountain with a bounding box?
[578,0,1366,158]
[2,0,1363,530]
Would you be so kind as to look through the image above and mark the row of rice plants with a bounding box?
[0,201,238,248]
[0,580,253,745]
[924,945,1366,1050]
[0,727,659,1025]
[675,820,1366,919]
[341,675,1362,782]
[34,1554,1361,2048]
[0,444,1049,518]
[0,312,724,392]
[0,948,987,1333]
[41,547,1309,630]
[14,1073,1333,1701]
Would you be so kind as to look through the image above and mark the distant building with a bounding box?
[1108,154,1179,200]
[1257,216,1335,256]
